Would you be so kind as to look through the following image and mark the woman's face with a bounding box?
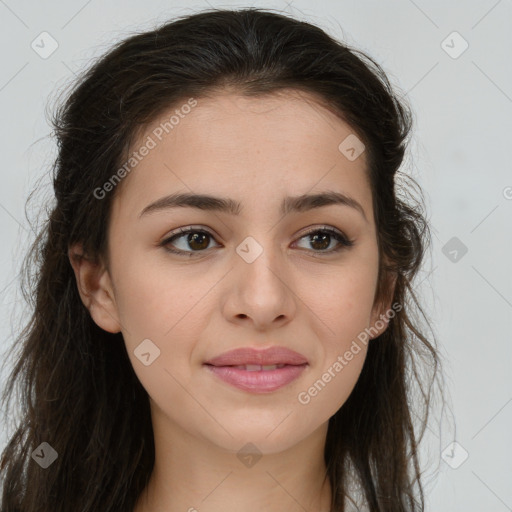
[94,89,390,454]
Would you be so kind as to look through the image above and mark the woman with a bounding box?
[0,7,440,511]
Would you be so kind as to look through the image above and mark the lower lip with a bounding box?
[204,364,307,393]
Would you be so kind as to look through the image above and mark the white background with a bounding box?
[0,1,511,510]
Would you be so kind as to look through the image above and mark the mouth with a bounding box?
[203,346,309,393]
[225,363,287,371]
[203,361,308,393]
[204,346,308,367]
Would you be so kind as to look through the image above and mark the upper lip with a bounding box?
[204,347,308,366]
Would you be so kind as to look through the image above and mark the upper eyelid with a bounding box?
[164,225,217,241]
[162,225,352,250]
[163,224,347,241]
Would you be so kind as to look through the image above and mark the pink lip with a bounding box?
[205,364,307,393]
[203,346,308,393]
[204,346,308,366]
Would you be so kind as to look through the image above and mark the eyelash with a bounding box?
[160,225,354,257]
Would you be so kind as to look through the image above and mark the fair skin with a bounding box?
[69,89,395,512]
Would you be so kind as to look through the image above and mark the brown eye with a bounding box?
[185,232,210,250]
[160,225,354,257]
[294,227,354,253]
[161,227,219,256]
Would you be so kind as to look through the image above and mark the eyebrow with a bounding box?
[138,190,368,223]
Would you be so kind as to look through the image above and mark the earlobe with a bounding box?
[68,244,122,334]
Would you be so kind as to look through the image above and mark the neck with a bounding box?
[133,405,332,512]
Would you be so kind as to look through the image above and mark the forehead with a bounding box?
[111,89,372,221]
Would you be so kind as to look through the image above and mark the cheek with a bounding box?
[296,343,368,431]
[294,261,377,410]
[112,252,213,342]
[112,259,207,412]
[300,262,379,341]
[109,253,218,401]
[296,273,374,417]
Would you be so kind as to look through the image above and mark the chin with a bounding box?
[201,416,321,455]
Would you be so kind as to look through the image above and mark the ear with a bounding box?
[368,270,398,340]
[68,243,122,333]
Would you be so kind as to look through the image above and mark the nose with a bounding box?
[221,237,297,332]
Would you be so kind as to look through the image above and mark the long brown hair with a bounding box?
[0,8,441,511]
